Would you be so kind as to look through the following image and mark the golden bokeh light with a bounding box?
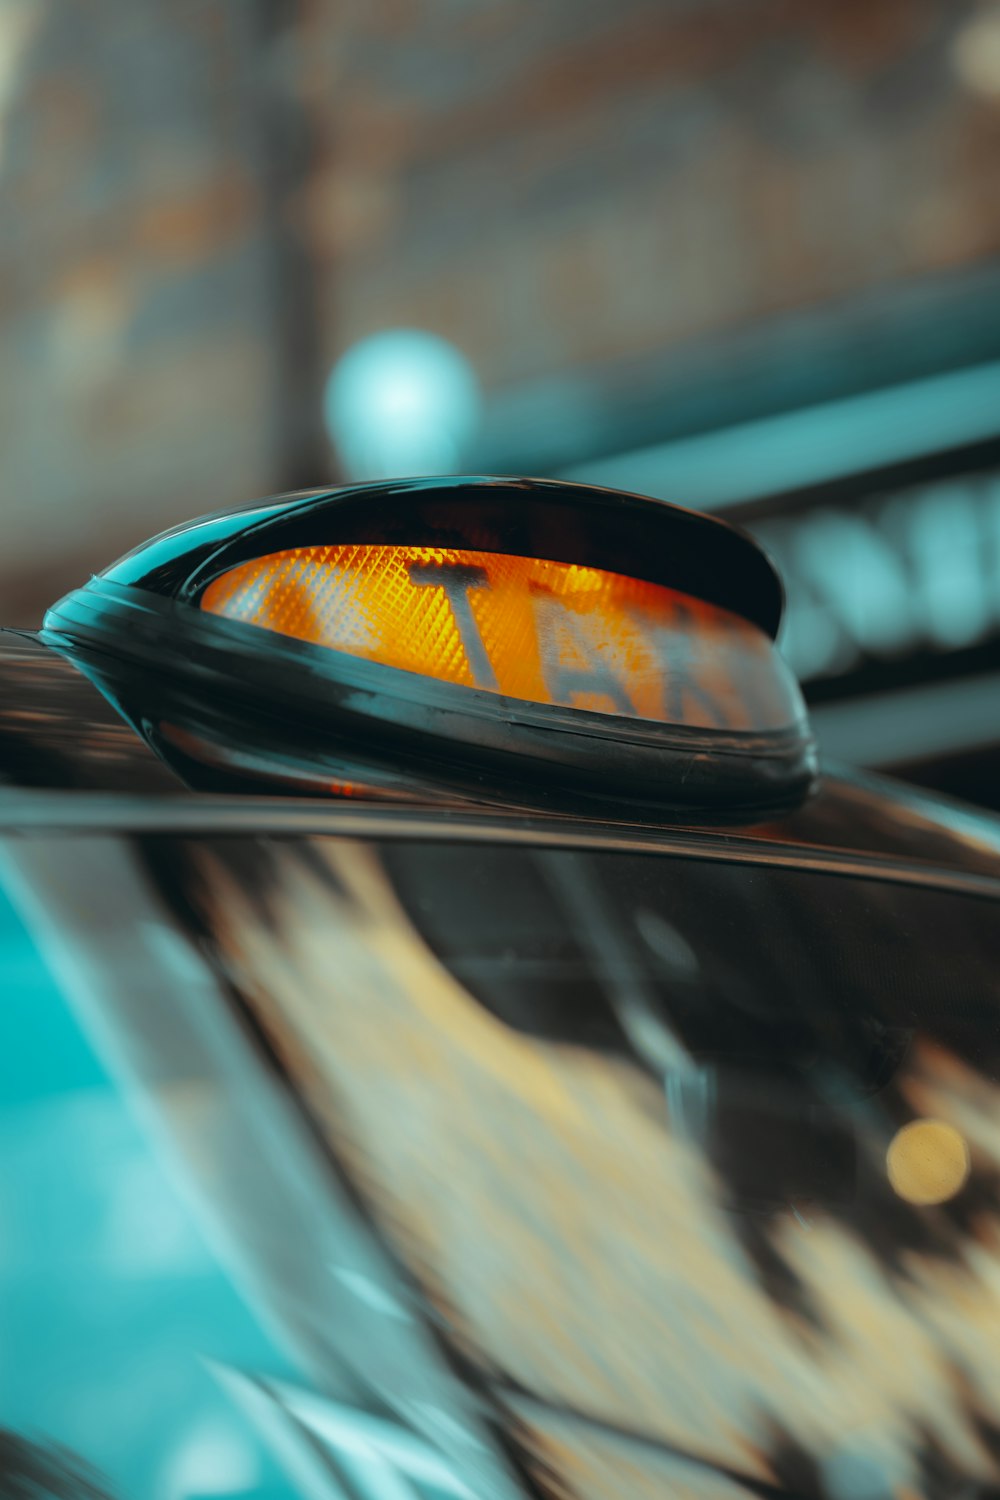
[886,1119,970,1206]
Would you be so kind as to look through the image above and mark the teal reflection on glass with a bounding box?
[0,885,296,1500]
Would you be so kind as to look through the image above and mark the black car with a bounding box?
[4,477,1000,1500]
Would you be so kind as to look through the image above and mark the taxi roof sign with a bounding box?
[42,477,817,816]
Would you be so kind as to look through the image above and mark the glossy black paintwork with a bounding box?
[125,826,1000,1500]
[0,629,181,793]
[7,619,1000,1500]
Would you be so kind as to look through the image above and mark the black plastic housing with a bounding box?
[42,476,817,817]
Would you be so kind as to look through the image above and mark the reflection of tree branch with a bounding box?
[0,1431,116,1499]
[535,851,694,1077]
[497,1385,803,1500]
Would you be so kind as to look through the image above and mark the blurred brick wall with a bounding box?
[3,0,1000,623]
[0,2,282,624]
[297,0,1000,385]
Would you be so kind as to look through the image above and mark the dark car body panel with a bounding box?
[5,627,1000,1500]
[4,627,1000,882]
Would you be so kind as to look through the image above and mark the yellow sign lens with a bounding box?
[200,545,803,733]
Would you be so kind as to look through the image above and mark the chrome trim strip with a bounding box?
[1,790,999,898]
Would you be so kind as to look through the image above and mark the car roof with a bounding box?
[3,627,1000,893]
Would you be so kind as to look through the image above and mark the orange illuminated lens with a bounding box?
[200,545,804,732]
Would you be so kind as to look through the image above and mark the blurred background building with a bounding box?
[4,0,1000,801]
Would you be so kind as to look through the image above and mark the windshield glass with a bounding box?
[154,834,1000,1500]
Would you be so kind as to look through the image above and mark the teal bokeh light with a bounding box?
[324,329,481,481]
